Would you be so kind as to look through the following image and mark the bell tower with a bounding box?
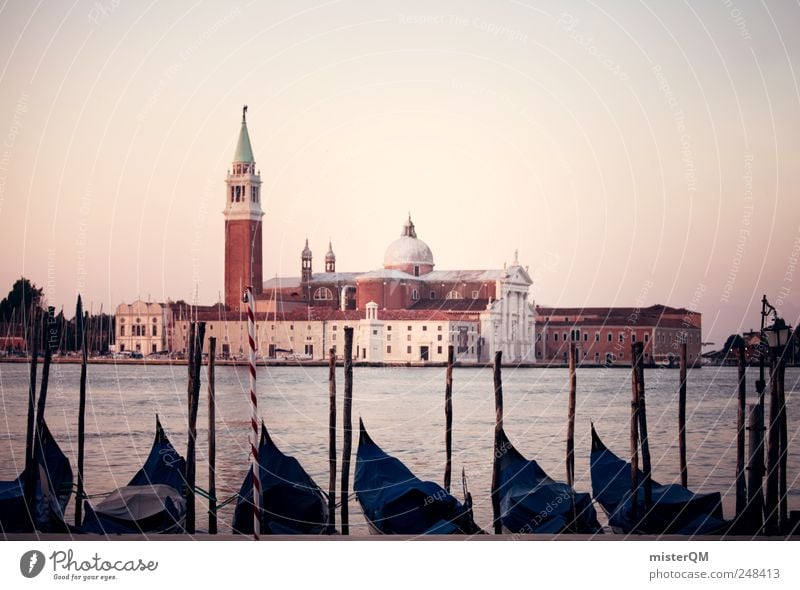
[224,105,264,310]
[301,239,313,283]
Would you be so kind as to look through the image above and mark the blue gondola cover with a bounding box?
[355,419,481,535]
[590,425,727,535]
[232,422,329,535]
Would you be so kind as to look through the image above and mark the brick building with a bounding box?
[534,305,702,367]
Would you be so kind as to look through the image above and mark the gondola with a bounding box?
[0,421,73,533]
[355,419,482,535]
[493,428,602,534]
[232,422,329,535]
[81,416,186,534]
[590,424,727,535]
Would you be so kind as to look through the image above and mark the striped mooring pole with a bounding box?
[244,286,260,540]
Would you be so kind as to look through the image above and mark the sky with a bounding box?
[0,0,798,345]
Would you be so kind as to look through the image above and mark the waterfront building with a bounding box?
[116,107,538,363]
[114,300,173,355]
[533,305,702,367]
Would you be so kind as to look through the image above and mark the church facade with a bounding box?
[116,107,537,364]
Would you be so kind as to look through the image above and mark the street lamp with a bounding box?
[764,317,791,353]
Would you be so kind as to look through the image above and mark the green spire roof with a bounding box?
[233,105,255,163]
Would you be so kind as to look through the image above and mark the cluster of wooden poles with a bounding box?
[19,299,795,536]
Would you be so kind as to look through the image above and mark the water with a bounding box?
[1,362,798,533]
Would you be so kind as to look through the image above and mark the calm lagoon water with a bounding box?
[1,362,798,533]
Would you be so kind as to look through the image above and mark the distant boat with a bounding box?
[493,428,602,534]
[355,419,482,535]
[0,421,73,533]
[81,416,186,534]
[590,424,727,535]
[232,422,330,535]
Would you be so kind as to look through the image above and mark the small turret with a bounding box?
[301,239,313,283]
[325,241,336,273]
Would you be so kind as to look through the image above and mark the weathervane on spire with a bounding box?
[242,104,248,122]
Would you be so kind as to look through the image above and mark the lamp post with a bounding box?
[763,300,792,535]
[746,296,771,532]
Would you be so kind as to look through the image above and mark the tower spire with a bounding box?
[325,240,336,273]
[301,239,313,283]
[234,105,254,163]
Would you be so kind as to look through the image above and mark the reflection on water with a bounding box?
[1,362,798,533]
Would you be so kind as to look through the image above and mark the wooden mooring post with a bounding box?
[735,345,748,521]
[75,311,89,527]
[778,354,788,534]
[36,308,55,451]
[340,327,354,535]
[678,341,688,488]
[746,403,765,533]
[185,322,205,534]
[444,345,454,493]
[765,355,780,535]
[327,348,337,533]
[629,344,640,525]
[635,342,653,522]
[207,337,217,535]
[491,350,504,534]
[23,307,39,525]
[566,343,576,488]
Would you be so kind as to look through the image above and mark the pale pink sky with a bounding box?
[0,1,798,345]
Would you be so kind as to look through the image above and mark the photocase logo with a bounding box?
[20,550,46,578]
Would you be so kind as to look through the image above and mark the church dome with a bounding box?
[383,216,434,269]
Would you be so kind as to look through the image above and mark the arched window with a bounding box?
[314,287,333,301]
[446,290,463,300]
[411,289,419,301]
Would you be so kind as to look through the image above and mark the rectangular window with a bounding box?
[387,346,392,354]
[632,333,637,343]
[554,333,559,341]
[595,332,600,342]
[437,335,442,341]
[152,325,157,336]
[583,333,588,341]
[438,325,442,331]
[607,333,612,342]
[437,346,443,354]
[644,333,649,342]
[333,325,338,331]
[472,290,479,299]
[407,335,411,341]
[407,346,411,354]
[372,329,378,336]
[332,334,337,341]
[387,334,392,341]
[563,332,568,341]
[387,325,392,331]
[407,325,412,331]
[422,326,427,331]
[619,332,624,342]
[430,291,436,299]
[290,325,294,330]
